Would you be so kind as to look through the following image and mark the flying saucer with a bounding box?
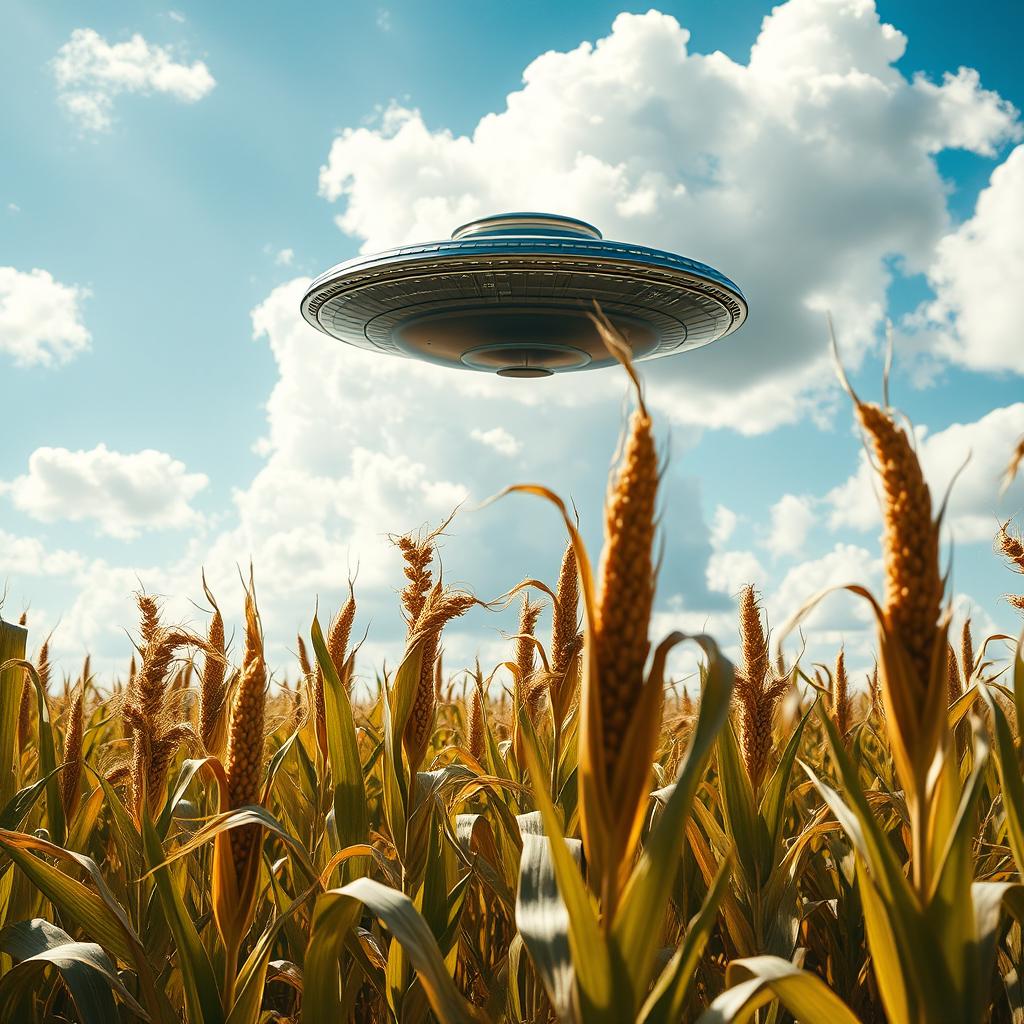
[300,212,747,378]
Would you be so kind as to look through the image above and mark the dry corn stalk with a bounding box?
[402,580,476,773]
[213,582,267,1000]
[831,648,852,741]
[467,685,485,764]
[734,585,788,791]
[854,397,948,890]
[117,594,202,822]
[61,681,85,822]
[549,542,583,727]
[511,595,543,764]
[19,636,48,754]
[571,314,672,919]
[868,664,882,721]
[960,619,974,685]
[946,641,963,704]
[198,575,229,756]
[998,521,1024,612]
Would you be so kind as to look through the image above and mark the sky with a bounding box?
[1,0,1023,688]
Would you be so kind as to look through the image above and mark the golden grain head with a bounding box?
[856,402,943,689]
[328,585,356,678]
[199,585,228,755]
[832,648,851,739]
[593,404,658,781]
[467,686,485,763]
[514,595,543,689]
[960,618,974,683]
[403,584,476,771]
[60,683,85,821]
[732,586,788,789]
[998,520,1024,574]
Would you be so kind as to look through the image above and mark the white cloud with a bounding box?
[376,8,392,31]
[317,2,1018,433]
[168,10,186,23]
[771,542,881,635]
[906,145,1024,375]
[0,530,85,577]
[4,444,208,539]
[827,402,1024,543]
[710,504,737,548]
[0,267,91,367]
[275,248,295,266]
[707,549,766,594]
[767,493,817,557]
[52,28,216,132]
[470,426,522,457]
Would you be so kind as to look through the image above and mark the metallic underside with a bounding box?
[301,222,747,377]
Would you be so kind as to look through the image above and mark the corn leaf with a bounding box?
[639,853,732,1024]
[696,955,861,1023]
[308,877,480,1023]
[515,830,579,1022]
[0,625,28,810]
[613,634,734,1006]
[0,918,149,1022]
[310,615,369,852]
[142,810,224,1024]
[517,704,617,1022]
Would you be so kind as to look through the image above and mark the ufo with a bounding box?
[300,212,747,378]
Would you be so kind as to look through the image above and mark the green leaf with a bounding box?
[517,704,616,1022]
[926,729,990,1019]
[149,804,317,885]
[310,616,369,852]
[308,877,481,1023]
[759,700,814,860]
[515,829,580,1023]
[381,643,425,854]
[2,656,66,847]
[0,766,62,832]
[0,828,139,965]
[142,810,225,1024]
[857,856,914,1024]
[613,634,734,1006]
[227,893,310,1024]
[0,917,150,1022]
[978,682,1024,874]
[696,955,862,1023]
[639,853,732,1024]
[716,717,759,885]
[0,623,28,809]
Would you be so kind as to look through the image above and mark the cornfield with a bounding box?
[2,326,1024,1024]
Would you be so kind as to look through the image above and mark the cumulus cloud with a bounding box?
[0,267,91,367]
[770,542,881,635]
[767,493,817,557]
[470,426,522,457]
[4,444,208,539]
[827,402,1024,543]
[707,549,766,594]
[52,28,215,132]
[0,530,85,577]
[317,2,1018,433]
[906,145,1024,375]
[709,505,738,548]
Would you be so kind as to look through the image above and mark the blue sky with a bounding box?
[2,0,1022,683]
